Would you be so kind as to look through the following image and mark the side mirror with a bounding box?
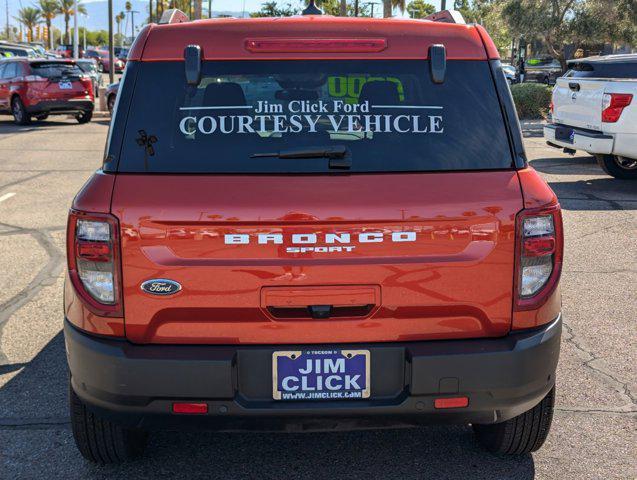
[184,44,202,86]
[429,44,446,84]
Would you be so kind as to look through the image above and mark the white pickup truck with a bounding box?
[544,54,637,179]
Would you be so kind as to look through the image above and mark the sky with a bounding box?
[4,0,445,35]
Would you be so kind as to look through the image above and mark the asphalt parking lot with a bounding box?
[0,117,635,479]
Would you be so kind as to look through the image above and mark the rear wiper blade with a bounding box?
[251,145,351,169]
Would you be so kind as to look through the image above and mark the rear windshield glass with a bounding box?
[565,61,637,79]
[77,61,97,73]
[31,62,83,78]
[115,60,513,173]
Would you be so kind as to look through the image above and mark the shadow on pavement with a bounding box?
[529,155,599,176]
[0,331,536,479]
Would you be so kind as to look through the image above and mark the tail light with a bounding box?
[514,205,563,311]
[67,210,122,317]
[80,76,94,98]
[602,93,632,123]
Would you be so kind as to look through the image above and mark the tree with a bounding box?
[383,0,405,18]
[38,0,57,49]
[406,0,435,18]
[502,0,637,70]
[57,0,87,44]
[125,1,132,38]
[115,12,125,45]
[14,7,41,41]
[250,2,298,17]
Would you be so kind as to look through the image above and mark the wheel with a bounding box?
[34,113,49,121]
[596,154,637,179]
[70,381,148,463]
[76,110,93,124]
[473,386,555,455]
[107,94,116,114]
[11,96,31,125]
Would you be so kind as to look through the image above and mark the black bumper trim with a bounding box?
[26,100,94,115]
[65,316,561,429]
[545,123,613,140]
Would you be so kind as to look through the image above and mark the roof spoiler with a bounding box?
[159,9,189,25]
[424,9,466,24]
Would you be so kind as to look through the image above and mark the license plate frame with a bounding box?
[272,349,370,401]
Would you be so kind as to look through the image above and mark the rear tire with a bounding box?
[11,96,31,125]
[596,154,637,179]
[76,110,93,124]
[473,386,555,455]
[70,382,148,463]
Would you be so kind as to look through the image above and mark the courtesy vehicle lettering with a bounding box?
[178,100,444,136]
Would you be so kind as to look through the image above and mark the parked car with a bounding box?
[65,9,563,463]
[0,58,94,124]
[55,44,84,59]
[76,58,103,98]
[83,49,125,73]
[105,81,119,113]
[0,42,39,58]
[524,57,563,85]
[544,54,637,179]
[502,63,517,84]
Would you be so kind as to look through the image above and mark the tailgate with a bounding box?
[112,172,523,345]
[552,77,605,130]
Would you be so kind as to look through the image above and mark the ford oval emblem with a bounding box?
[141,279,182,296]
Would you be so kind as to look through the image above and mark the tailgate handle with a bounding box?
[568,82,580,92]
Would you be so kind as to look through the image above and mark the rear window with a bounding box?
[114,60,513,173]
[31,62,83,79]
[566,61,637,79]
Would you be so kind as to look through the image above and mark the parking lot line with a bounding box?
[0,192,16,203]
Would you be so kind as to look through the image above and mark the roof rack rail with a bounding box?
[424,9,465,24]
[158,8,189,25]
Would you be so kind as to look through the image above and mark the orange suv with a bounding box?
[64,7,563,463]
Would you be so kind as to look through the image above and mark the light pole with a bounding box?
[73,0,79,57]
[82,13,88,51]
[108,0,114,84]
[129,10,139,41]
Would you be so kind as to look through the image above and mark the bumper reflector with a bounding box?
[434,396,469,409]
[172,402,208,414]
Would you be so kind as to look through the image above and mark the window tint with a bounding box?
[115,60,513,173]
[3,62,17,79]
[31,62,83,79]
[566,61,637,79]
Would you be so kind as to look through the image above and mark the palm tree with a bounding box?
[125,1,132,38]
[14,7,41,42]
[383,0,405,17]
[115,12,124,45]
[340,0,346,15]
[57,0,87,44]
[38,0,57,49]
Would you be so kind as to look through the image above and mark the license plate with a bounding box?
[273,349,370,400]
[58,81,72,90]
[555,126,574,143]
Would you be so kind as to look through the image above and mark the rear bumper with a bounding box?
[26,99,94,115]
[544,123,613,155]
[65,315,561,430]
